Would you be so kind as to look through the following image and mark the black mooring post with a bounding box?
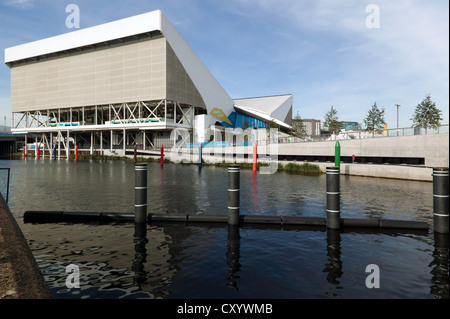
[135,163,147,224]
[228,166,240,225]
[433,168,449,234]
[326,166,340,229]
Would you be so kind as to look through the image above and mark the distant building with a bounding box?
[341,121,362,131]
[302,119,321,137]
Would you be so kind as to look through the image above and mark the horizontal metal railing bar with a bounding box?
[23,211,429,231]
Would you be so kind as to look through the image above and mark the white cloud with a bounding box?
[224,0,449,127]
[5,0,34,9]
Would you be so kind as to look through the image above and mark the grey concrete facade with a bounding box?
[10,35,206,113]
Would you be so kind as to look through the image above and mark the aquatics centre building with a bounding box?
[5,10,292,157]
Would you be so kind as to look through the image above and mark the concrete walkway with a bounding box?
[0,194,52,299]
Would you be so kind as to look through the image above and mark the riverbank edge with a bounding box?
[0,193,53,299]
[73,154,434,181]
[15,153,435,181]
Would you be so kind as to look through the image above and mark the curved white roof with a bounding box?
[5,11,162,63]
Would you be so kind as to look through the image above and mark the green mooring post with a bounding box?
[335,140,341,168]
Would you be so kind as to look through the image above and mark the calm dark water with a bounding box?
[0,159,448,299]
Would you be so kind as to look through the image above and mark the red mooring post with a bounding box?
[36,146,40,160]
[22,146,25,160]
[160,144,164,168]
[253,142,257,172]
[75,146,78,161]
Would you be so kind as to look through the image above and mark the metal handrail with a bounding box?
[279,124,449,144]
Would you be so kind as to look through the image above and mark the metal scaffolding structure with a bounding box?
[14,99,202,159]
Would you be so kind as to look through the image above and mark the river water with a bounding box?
[0,159,448,299]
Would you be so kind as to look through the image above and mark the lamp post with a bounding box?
[395,104,400,128]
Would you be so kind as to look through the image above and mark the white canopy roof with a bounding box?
[233,94,293,129]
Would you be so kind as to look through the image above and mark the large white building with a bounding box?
[5,10,292,156]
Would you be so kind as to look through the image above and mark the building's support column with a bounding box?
[90,132,93,155]
[174,101,177,123]
[123,128,126,155]
[67,130,70,159]
[58,131,61,159]
[24,134,27,157]
[110,130,113,152]
[35,135,38,158]
[143,131,146,149]
[100,131,103,155]
[49,133,53,159]
[42,133,45,159]
[138,102,141,120]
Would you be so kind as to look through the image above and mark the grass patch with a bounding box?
[76,154,169,163]
[45,153,321,176]
[277,162,322,175]
[211,161,269,169]
[77,154,129,161]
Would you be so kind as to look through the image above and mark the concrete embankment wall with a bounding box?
[158,150,434,182]
[280,162,433,182]
[252,133,448,168]
[0,194,52,299]
[283,133,449,167]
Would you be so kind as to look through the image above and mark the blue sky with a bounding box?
[0,0,448,129]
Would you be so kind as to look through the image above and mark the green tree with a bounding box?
[411,94,443,134]
[364,102,385,134]
[265,118,279,142]
[291,111,307,137]
[265,118,278,132]
[323,105,342,134]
